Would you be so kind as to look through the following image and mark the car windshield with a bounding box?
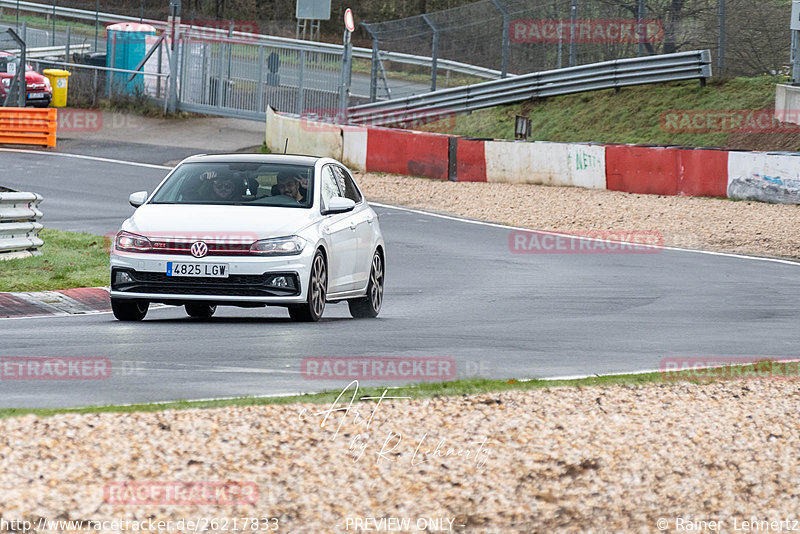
[149,162,314,208]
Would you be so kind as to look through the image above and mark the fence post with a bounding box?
[794,30,800,84]
[94,0,99,51]
[717,0,725,73]
[422,14,438,91]
[64,26,70,67]
[256,45,265,113]
[167,0,181,113]
[297,49,305,115]
[339,29,352,120]
[569,0,577,67]
[370,38,379,102]
[490,0,509,78]
[637,0,645,57]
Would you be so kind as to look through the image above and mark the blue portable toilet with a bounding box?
[106,23,156,95]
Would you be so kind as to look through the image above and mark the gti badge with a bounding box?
[190,241,209,258]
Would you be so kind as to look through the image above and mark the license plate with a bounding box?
[166,262,229,278]
[27,93,46,99]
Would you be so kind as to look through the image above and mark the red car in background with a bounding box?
[0,51,52,107]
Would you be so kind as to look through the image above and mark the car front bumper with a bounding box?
[109,249,312,305]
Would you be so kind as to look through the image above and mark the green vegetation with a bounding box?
[0,13,99,39]
[420,76,788,149]
[0,360,786,419]
[0,229,109,292]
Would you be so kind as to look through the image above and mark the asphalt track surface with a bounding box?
[2,148,800,408]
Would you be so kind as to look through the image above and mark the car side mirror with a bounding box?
[322,197,355,215]
[129,191,148,208]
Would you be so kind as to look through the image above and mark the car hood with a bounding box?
[122,204,318,240]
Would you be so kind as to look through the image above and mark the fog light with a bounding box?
[271,276,289,288]
[115,271,133,284]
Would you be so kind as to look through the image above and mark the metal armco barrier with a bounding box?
[349,50,712,126]
[0,190,44,259]
[0,108,57,147]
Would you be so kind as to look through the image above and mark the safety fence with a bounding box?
[267,108,800,205]
[0,189,44,259]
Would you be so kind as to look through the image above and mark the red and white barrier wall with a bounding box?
[265,109,800,204]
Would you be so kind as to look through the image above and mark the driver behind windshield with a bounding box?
[276,171,305,203]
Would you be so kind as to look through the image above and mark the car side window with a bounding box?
[320,165,343,211]
[332,166,363,203]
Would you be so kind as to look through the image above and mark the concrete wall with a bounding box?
[265,107,342,159]
[265,109,800,204]
[728,151,800,204]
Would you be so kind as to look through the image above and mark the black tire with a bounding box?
[348,250,384,319]
[111,298,149,321]
[185,303,217,318]
[288,250,327,322]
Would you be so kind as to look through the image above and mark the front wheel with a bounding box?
[185,303,217,318]
[288,250,327,322]
[111,298,149,321]
[349,251,384,319]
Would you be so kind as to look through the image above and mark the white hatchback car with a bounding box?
[109,154,385,322]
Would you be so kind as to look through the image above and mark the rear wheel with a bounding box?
[111,298,149,321]
[288,250,327,322]
[349,250,384,319]
[185,303,217,318]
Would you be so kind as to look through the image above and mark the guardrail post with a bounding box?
[569,0,577,67]
[490,0,510,78]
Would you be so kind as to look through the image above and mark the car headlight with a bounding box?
[1,79,9,87]
[43,77,51,90]
[249,236,305,256]
[115,231,152,253]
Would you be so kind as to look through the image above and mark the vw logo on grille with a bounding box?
[190,241,209,258]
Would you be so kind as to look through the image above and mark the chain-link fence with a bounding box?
[363,0,790,93]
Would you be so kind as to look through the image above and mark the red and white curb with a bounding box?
[0,287,111,318]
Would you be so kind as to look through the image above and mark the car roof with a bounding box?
[180,153,321,166]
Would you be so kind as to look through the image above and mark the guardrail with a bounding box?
[349,50,712,126]
[5,43,90,58]
[0,0,503,80]
[0,108,57,147]
[0,190,44,259]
